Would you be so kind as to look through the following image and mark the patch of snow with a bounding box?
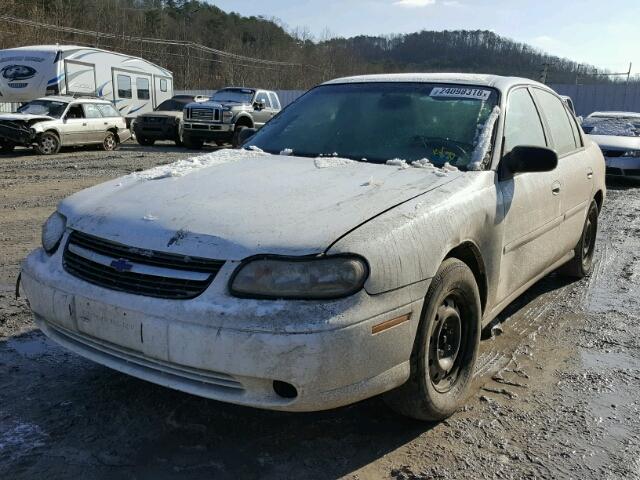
[434,170,448,177]
[314,157,356,168]
[279,148,293,155]
[386,158,410,169]
[247,145,264,152]
[143,214,158,221]
[469,106,501,171]
[583,118,639,137]
[442,162,459,172]
[132,148,266,181]
[361,177,384,187]
[411,158,435,169]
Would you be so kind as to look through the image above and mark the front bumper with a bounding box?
[134,122,179,141]
[0,122,34,146]
[183,122,233,141]
[605,155,640,178]
[21,245,425,412]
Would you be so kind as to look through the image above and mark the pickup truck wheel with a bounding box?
[383,258,481,421]
[102,132,119,151]
[34,132,61,155]
[182,135,203,150]
[137,136,155,147]
[558,200,599,278]
[0,140,15,153]
[232,126,247,148]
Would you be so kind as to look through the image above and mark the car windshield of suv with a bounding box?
[582,115,640,137]
[17,100,68,118]
[244,83,499,169]
[155,98,192,111]
[211,88,255,104]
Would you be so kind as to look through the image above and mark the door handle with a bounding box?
[552,182,561,195]
[587,169,594,179]
[82,123,87,126]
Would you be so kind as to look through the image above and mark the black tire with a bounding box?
[182,134,204,150]
[137,136,155,147]
[0,140,15,154]
[34,132,61,155]
[383,258,481,421]
[558,200,599,278]
[102,132,119,151]
[214,140,225,147]
[232,125,247,148]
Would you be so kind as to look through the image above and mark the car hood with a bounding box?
[58,150,464,260]
[139,111,182,118]
[589,134,640,151]
[0,113,54,122]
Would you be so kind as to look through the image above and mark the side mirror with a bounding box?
[253,101,265,111]
[502,145,558,176]
[237,127,258,146]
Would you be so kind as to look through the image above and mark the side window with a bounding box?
[160,78,168,92]
[83,103,103,118]
[117,74,132,99]
[97,104,121,118]
[137,78,150,100]
[503,88,547,155]
[532,89,578,156]
[255,91,271,108]
[65,104,85,119]
[268,92,281,110]
[567,109,583,148]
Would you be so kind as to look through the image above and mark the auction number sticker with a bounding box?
[430,87,491,101]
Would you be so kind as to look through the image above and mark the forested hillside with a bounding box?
[0,0,609,89]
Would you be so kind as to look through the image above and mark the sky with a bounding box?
[208,0,640,76]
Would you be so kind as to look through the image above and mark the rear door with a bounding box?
[531,88,593,255]
[153,76,173,109]
[113,71,133,116]
[253,91,272,127]
[82,103,107,143]
[496,87,563,301]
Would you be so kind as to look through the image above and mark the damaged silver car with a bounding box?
[21,74,605,420]
[0,96,131,155]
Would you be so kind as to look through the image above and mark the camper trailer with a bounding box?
[0,45,173,120]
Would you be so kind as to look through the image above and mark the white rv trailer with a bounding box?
[0,45,173,119]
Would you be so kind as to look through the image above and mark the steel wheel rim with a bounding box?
[428,295,464,393]
[104,135,116,150]
[582,212,596,263]
[41,136,56,154]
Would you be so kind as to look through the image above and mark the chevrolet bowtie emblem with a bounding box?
[110,258,133,272]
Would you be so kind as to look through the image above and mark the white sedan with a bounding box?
[21,74,605,420]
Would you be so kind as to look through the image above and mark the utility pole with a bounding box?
[622,62,632,110]
[540,62,551,84]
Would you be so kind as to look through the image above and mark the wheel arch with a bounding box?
[234,115,254,129]
[594,189,604,213]
[444,241,488,313]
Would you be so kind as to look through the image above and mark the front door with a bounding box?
[252,91,273,128]
[496,87,563,302]
[60,103,89,145]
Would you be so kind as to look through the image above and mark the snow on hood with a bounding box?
[0,113,53,122]
[589,134,640,151]
[59,149,465,260]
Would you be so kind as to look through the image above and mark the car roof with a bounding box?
[322,73,550,93]
[34,96,113,104]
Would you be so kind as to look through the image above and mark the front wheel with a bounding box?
[384,258,481,421]
[137,136,155,147]
[182,134,204,150]
[102,132,119,151]
[0,139,15,154]
[34,132,61,155]
[558,200,599,278]
[232,125,247,148]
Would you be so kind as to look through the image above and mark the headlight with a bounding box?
[222,108,233,123]
[230,255,369,299]
[622,150,640,157]
[41,211,66,254]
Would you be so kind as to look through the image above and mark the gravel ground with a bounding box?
[0,143,639,479]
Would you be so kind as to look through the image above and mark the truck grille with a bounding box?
[63,230,225,300]
[601,149,625,158]
[188,107,220,122]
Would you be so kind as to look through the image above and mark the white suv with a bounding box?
[0,96,131,155]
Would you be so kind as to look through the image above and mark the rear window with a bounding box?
[96,104,121,118]
[532,89,578,156]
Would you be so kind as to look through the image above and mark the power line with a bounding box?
[0,14,321,71]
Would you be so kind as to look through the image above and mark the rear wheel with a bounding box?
[137,136,155,147]
[383,258,481,421]
[102,132,119,151]
[34,132,61,155]
[558,200,599,278]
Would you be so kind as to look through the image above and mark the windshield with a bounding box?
[582,116,640,137]
[244,83,499,169]
[155,98,192,111]
[17,100,68,118]
[211,88,255,104]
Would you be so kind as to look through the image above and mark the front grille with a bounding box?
[188,107,220,122]
[602,149,625,158]
[142,116,167,124]
[63,230,225,300]
[606,167,623,175]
